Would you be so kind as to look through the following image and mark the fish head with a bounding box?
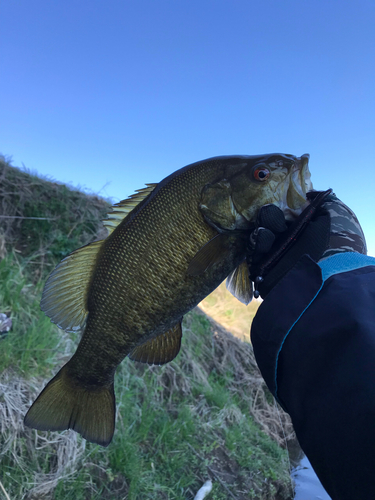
[200,153,313,231]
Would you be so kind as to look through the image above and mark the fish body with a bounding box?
[25,153,312,446]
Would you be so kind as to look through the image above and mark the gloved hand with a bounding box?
[248,190,367,299]
[248,204,288,260]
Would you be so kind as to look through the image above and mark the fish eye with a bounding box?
[253,165,270,182]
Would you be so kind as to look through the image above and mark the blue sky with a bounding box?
[1,0,375,255]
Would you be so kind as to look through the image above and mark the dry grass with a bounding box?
[0,373,86,499]
[0,322,86,500]
[187,310,294,446]
[199,282,260,342]
[0,310,294,499]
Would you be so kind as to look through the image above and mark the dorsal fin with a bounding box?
[40,239,104,332]
[128,321,183,365]
[103,183,157,234]
[42,183,158,330]
[226,260,253,305]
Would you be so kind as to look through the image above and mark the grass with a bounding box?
[0,156,294,499]
[0,252,70,377]
[199,282,261,343]
[0,154,109,281]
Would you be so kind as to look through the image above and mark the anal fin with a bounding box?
[129,321,183,365]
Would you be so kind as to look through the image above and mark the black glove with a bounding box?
[248,204,288,260]
[248,189,367,299]
[248,190,333,299]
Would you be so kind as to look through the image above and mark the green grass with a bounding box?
[0,260,292,499]
[0,155,109,280]
[0,156,294,500]
[0,252,64,377]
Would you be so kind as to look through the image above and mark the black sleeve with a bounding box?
[251,256,375,500]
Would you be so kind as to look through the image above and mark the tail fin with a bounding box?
[24,365,115,447]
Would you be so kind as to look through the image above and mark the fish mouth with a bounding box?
[284,154,313,220]
[293,154,313,197]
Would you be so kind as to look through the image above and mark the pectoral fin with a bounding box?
[226,260,253,305]
[129,321,183,365]
[187,233,232,276]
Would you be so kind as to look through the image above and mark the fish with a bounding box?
[24,153,312,446]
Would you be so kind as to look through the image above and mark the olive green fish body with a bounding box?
[69,158,248,385]
[25,154,313,446]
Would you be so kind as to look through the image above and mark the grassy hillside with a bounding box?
[0,156,294,500]
[199,282,260,343]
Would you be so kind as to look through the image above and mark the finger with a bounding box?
[253,227,275,254]
[258,204,287,233]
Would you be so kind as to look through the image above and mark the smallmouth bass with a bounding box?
[25,153,312,446]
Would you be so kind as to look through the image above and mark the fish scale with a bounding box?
[66,161,227,387]
[25,153,312,446]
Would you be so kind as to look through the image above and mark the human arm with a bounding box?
[249,194,375,500]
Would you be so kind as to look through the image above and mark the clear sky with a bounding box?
[1,0,375,255]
